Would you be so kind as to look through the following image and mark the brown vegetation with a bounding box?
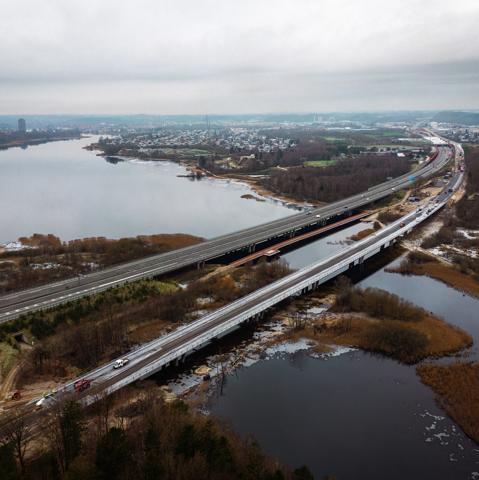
[0,233,203,293]
[320,277,473,363]
[417,362,479,443]
[349,228,376,242]
[377,211,403,225]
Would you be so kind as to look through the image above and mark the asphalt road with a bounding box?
[0,145,452,323]
[58,181,460,399]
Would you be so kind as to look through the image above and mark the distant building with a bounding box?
[18,118,26,132]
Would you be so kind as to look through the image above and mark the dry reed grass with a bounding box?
[137,233,203,249]
[417,362,479,443]
[415,316,473,359]
[281,313,471,364]
[349,228,375,242]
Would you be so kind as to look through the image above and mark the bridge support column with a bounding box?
[358,256,364,271]
[181,354,186,363]
[349,262,354,270]
[174,358,179,367]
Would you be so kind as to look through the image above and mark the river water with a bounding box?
[210,260,479,480]
[0,136,296,244]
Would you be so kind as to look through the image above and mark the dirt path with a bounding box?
[0,362,21,398]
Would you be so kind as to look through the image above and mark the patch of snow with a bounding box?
[1,241,28,251]
[457,229,479,239]
[420,411,445,421]
[31,263,61,270]
[309,345,356,359]
[434,432,450,444]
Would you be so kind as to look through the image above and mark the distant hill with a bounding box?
[431,111,479,125]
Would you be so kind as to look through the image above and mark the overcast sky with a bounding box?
[2,0,479,114]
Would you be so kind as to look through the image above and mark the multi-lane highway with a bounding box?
[33,170,463,407]
[0,144,453,323]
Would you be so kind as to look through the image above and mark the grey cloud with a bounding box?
[1,0,479,113]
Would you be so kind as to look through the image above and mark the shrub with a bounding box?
[361,322,429,363]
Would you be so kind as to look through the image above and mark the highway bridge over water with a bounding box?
[0,143,454,324]
[30,160,463,407]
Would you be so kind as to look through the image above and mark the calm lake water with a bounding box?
[0,136,295,244]
[210,261,479,480]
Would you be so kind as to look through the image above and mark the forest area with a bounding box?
[0,391,317,480]
[260,155,412,203]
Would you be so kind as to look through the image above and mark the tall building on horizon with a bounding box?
[18,118,26,132]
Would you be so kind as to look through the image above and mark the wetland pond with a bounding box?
[208,258,479,480]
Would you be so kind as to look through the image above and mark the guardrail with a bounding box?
[27,195,452,406]
[102,201,448,393]
[0,144,448,303]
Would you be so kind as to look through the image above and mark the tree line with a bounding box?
[0,390,318,480]
[261,155,411,203]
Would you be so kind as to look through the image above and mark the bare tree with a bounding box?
[1,409,32,473]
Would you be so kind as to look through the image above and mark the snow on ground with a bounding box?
[1,241,28,251]
[457,229,479,239]
[429,246,478,259]
[31,263,62,270]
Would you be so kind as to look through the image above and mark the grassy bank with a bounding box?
[417,362,479,443]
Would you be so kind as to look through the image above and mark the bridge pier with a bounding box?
[197,260,205,269]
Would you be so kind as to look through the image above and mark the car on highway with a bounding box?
[316,214,321,218]
[74,380,90,392]
[114,359,130,369]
